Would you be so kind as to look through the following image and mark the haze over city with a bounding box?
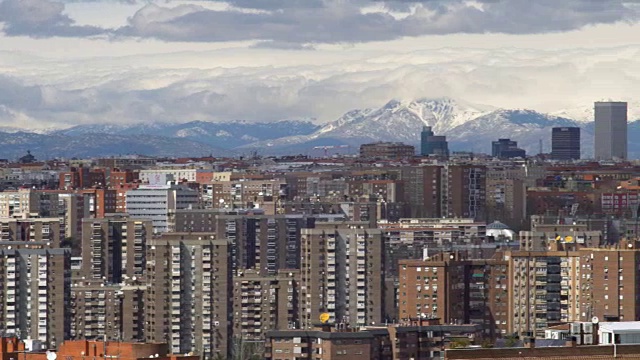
[2,0,640,130]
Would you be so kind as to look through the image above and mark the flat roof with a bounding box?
[599,322,640,333]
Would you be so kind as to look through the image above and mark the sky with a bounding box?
[2,0,640,129]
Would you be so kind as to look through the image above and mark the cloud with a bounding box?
[4,44,640,129]
[1,0,639,43]
[112,0,640,44]
[0,0,106,37]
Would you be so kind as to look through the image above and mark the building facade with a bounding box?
[551,127,581,160]
[299,222,384,328]
[594,101,627,161]
[145,233,233,358]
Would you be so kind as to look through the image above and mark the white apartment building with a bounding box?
[125,184,199,233]
[139,169,198,183]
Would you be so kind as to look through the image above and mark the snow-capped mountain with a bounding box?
[552,100,640,123]
[5,97,640,158]
[248,98,494,149]
[53,120,319,149]
[446,109,590,155]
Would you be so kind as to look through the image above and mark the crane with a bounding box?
[312,145,350,157]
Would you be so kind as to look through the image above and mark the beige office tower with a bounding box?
[232,270,299,341]
[0,248,71,349]
[70,280,145,342]
[0,215,64,248]
[299,222,384,329]
[80,215,152,283]
[145,233,233,359]
[595,101,627,161]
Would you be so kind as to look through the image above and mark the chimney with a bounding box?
[523,337,535,349]
[565,336,577,348]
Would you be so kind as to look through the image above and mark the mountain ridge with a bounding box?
[3,98,640,159]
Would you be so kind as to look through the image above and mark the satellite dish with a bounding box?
[46,351,57,360]
[319,313,330,323]
[592,316,600,324]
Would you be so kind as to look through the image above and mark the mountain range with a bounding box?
[1,98,638,159]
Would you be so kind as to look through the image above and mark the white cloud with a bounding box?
[3,43,640,129]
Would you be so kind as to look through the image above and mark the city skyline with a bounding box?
[2,1,640,129]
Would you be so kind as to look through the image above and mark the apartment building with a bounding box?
[359,142,416,160]
[396,166,443,218]
[145,233,233,358]
[519,216,603,250]
[126,184,199,233]
[0,188,59,218]
[442,165,486,220]
[0,248,71,349]
[0,215,64,248]
[209,179,288,210]
[70,280,145,342]
[506,243,582,338]
[265,320,484,360]
[216,215,315,275]
[485,166,527,228]
[80,216,152,283]
[398,252,509,339]
[80,187,117,218]
[232,269,299,340]
[578,239,640,323]
[299,222,384,328]
[57,193,88,241]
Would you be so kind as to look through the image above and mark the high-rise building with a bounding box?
[70,280,146,342]
[126,183,199,233]
[579,239,640,323]
[0,188,59,218]
[442,165,486,220]
[215,215,314,275]
[506,244,582,338]
[80,215,152,283]
[398,252,509,339]
[145,233,233,358]
[298,222,384,328]
[420,126,449,157]
[491,139,526,159]
[594,101,627,160]
[0,215,64,248]
[232,269,299,340]
[551,127,581,160]
[0,248,71,348]
[57,193,88,241]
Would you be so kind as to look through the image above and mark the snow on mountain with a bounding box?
[446,109,586,154]
[552,100,640,122]
[247,98,493,149]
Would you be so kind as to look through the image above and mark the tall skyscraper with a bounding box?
[595,101,627,160]
[551,127,581,160]
[420,126,449,157]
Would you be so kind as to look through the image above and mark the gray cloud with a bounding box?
[113,0,640,44]
[0,0,106,37]
[2,0,638,43]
